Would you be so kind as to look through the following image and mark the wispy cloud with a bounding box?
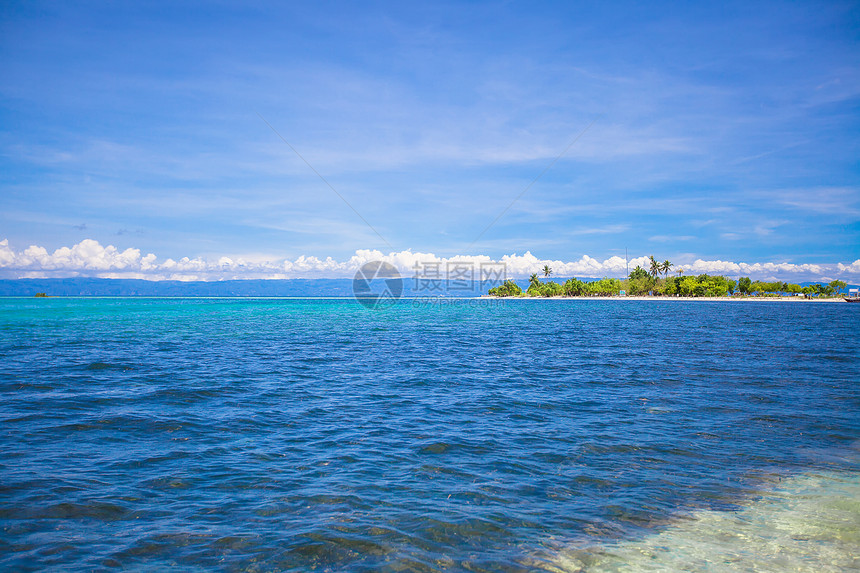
[567,224,631,236]
[649,235,696,243]
[765,187,860,217]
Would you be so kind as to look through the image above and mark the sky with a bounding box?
[1,1,859,280]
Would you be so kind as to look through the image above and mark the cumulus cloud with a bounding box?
[0,239,857,282]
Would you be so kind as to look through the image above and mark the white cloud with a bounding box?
[649,235,696,243]
[837,260,860,274]
[0,240,16,266]
[0,239,857,282]
[9,239,145,272]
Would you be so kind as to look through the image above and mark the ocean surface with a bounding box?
[1,297,858,571]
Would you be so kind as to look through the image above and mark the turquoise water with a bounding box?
[1,298,858,571]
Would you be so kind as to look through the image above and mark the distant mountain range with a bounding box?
[0,278,489,297]
[0,277,853,298]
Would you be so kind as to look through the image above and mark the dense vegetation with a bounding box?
[487,256,849,298]
[487,280,523,297]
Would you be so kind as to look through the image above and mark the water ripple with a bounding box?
[0,298,858,570]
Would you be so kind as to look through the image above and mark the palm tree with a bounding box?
[677,267,684,277]
[542,265,552,280]
[648,256,660,279]
[661,260,672,279]
[529,273,539,288]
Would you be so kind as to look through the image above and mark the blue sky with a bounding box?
[1,1,859,279]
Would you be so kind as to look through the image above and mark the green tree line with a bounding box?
[487,259,849,298]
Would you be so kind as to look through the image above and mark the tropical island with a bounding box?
[487,256,849,299]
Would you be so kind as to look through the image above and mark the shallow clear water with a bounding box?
[1,298,858,571]
[547,470,860,572]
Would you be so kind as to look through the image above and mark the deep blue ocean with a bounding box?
[1,298,858,571]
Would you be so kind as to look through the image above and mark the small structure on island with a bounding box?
[845,288,860,303]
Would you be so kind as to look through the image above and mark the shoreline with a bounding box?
[1,295,851,303]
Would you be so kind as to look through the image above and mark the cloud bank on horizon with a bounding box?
[2,239,858,283]
[1,2,858,267]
